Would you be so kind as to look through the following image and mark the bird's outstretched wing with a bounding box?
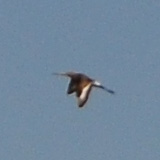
[77,83,92,107]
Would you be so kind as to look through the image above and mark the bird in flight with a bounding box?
[53,71,115,108]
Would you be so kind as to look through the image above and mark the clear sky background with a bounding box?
[0,0,160,160]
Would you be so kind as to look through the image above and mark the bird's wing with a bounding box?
[77,83,92,107]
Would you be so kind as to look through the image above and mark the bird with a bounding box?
[53,71,115,108]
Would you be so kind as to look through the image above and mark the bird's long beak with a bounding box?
[52,72,68,77]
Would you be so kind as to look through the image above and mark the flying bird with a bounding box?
[53,71,115,108]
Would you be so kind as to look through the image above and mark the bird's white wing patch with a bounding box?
[93,80,101,86]
[78,83,92,107]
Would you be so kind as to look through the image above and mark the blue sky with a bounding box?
[0,0,160,159]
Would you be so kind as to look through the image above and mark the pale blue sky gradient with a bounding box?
[0,0,160,160]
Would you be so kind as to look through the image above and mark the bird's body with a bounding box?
[53,71,114,107]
